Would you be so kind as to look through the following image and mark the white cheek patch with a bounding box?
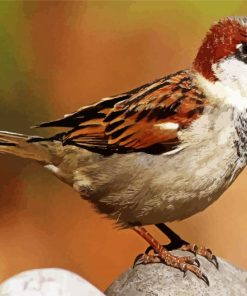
[212,57,247,92]
[196,58,247,111]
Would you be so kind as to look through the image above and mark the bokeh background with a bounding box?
[0,0,247,292]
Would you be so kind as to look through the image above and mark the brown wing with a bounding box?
[37,70,207,155]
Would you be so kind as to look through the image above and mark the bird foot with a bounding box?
[133,226,210,285]
[152,224,219,270]
[134,249,209,285]
[145,243,218,269]
[179,244,219,269]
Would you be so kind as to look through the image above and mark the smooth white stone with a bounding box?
[0,268,105,296]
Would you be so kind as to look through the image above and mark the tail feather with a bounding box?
[0,131,56,164]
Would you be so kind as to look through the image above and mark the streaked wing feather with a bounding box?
[37,70,207,154]
[102,72,206,150]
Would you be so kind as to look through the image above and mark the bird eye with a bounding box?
[236,42,247,63]
[241,43,247,55]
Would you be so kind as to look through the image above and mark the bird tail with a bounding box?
[0,131,59,164]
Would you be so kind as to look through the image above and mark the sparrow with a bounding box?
[0,16,247,284]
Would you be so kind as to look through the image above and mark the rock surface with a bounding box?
[0,268,105,296]
[105,250,247,296]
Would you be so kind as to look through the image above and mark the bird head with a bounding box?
[193,17,247,109]
[193,17,247,81]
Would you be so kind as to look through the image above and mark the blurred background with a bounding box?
[0,0,247,292]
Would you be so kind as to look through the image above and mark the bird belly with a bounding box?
[72,141,243,228]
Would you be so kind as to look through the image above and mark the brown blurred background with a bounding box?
[0,0,247,292]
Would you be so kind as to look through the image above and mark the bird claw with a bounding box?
[194,258,200,268]
[156,242,218,270]
[211,254,219,270]
[182,245,218,270]
[133,253,144,267]
[133,253,161,267]
[180,261,209,286]
[133,250,208,284]
[201,273,210,286]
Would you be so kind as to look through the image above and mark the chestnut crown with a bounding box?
[193,17,247,81]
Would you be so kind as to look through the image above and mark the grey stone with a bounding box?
[105,251,247,296]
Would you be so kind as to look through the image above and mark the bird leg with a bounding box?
[133,226,209,285]
[150,223,218,269]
